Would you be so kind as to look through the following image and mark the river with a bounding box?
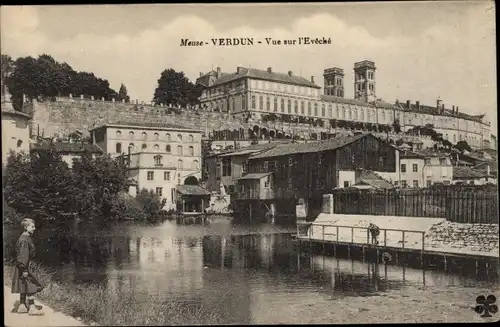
[3,217,498,324]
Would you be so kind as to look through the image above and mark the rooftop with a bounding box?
[238,172,273,180]
[30,141,104,154]
[176,184,212,196]
[249,133,369,160]
[209,67,321,89]
[355,170,394,189]
[90,121,202,133]
[453,166,493,180]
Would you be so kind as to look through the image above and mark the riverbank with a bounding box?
[3,265,225,326]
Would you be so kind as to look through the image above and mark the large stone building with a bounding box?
[196,61,493,150]
[90,122,203,209]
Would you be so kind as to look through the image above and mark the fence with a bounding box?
[332,186,499,224]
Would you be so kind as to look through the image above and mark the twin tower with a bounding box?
[323,60,376,103]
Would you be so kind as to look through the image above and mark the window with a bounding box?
[314,103,318,116]
[116,142,122,153]
[252,96,256,109]
[413,180,419,188]
[156,187,163,196]
[129,143,135,151]
[129,131,134,139]
[266,97,270,111]
[142,132,147,140]
[154,144,159,151]
[189,134,194,142]
[178,159,183,169]
[401,180,407,188]
[343,181,350,188]
[258,96,263,110]
[301,101,305,114]
[154,133,159,141]
[294,100,298,114]
[242,162,247,174]
[401,164,406,173]
[439,158,446,165]
[116,130,122,138]
[147,171,154,181]
[287,99,291,113]
[177,145,183,156]
[281,98,285,112]
[192,160,199,169]
[164,172,170,181]
[154,155,163,166]
[177,134,183,141]
[308,102,311,115]
[166,144,171,152]
[426,180,432,187]
[328,105,332,117]
[166,133,171,141]
[188,146,194,156]
[321,104,326,117]
[273,97,278,111]
[142,143,147,150]
[424,158,431,165]
[16,140,22,148]
[264,161,269,172]
[222,158,232,176]
[412,164,418,172]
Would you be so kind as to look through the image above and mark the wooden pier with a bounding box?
[294,221,499,273]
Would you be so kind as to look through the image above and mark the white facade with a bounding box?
[91,124,203,210]
[1,110,31,166]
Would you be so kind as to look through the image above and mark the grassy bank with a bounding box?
[3,264,225,326]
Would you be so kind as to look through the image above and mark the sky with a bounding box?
[1,2,497,134]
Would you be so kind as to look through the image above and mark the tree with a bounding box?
[454,140,472,153]
[393,119,401,133]
[1,54,14,96]
[72,152,130,220]
[3,148,80,226]
[153,68,201,107]
[117,83,130,103]
[135,189,167,223]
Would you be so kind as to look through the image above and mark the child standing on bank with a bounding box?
[11,218,45,315]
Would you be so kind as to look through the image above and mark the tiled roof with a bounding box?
[210,67,321,89]
[217,141,291,157]
[355,170,394,189]
[238,172,273,180]
[453,166,492,179]
[31,142,104,154]
[249,133,368,160]
[1,106,32,119]
[473,161,498,176]
[92,121,202,133]
[396,101,484,122]
[176,185,211,196]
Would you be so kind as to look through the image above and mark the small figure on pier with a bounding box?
[369,223,380,245]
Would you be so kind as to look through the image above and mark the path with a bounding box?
[4,286,86,327]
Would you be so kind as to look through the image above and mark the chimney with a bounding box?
[456,106,459,114]
[267,67,272,73]
[416,101,420,110]
[406,100,411,108]
[199,72,203,77]
[216,66,221,78]
[452,105,455,113]
[436,99,442,110]
[288,71,293,77]
[311,76,315,83]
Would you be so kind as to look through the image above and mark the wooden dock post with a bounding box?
[420,232,424,268]
[322,225,325,253]
[444,255,447,271]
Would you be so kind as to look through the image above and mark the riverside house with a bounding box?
[234,133,398,220]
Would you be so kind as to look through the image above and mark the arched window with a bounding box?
[177,134,182,141]
[129,131,134,139]
[178,159,183,169]
[251,96,256,109]
[301,101,305,114]
[266,96,270,111]
[166,133,171,141]
[322,104,326,117]
[116,142,122,153]
[177,145,183,155]
[328,105,332,117]
[280,99,285,112]
[294,100,298,114]
[129,143,135,151]
[287,99,291,113]
[142,143,147,149]
[188,146,194,156]
[308,102,311,115]
[116,130,122,138]
[192,160,199,169]
[154,133,159,141]
[154,155,163,166]
[259,96,263,110]
[142,132,147,140]
[189,134,194,142]
[16,140,23,148]
[314,103,318,116]
[154,144,159,151]
[166,144,171,152]
[273,97,278,111]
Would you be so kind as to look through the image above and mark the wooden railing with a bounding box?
[234,188,275,200]
[296,221,426,254]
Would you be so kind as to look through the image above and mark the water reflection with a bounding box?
[3,219,497,324]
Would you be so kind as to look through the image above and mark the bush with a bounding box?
[135,189,167,224]
[3,204,23,224]
[109,192,147,221]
